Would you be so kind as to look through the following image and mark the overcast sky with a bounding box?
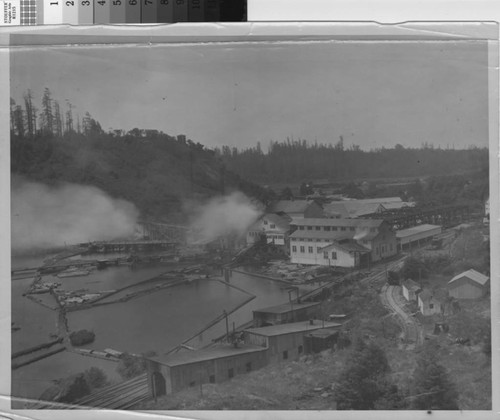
[10,39,489,151]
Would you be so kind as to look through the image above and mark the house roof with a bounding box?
[396,224,442,239]
[323,202,384,218]
[350,197,403,204]
[254,301,320,315]
[245,320,342,337]
[151,344,266,367]
[449,269,489,286]
[290,218,384,228]
[262,213,291,230]
[307,328,340,338]
[418,289,433,302]
[419,288,446,302]
[270,200,319,214]
[321,240,370,254]
[402,278,421,292]
[289,230,351,240]
[383,202,415,210]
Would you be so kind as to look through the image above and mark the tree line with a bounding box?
[10,88,103,140]
[215,138,488,184]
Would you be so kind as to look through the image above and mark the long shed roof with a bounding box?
[245,320,342,337]
[151,344,266,367]
[396,224,442,239]
[254,301,320,314]
[449,269,489,286]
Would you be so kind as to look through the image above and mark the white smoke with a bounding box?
[11,178,139,251]
[188,192,262,244]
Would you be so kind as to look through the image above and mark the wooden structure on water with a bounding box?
[138,221,189,243]
[88,240,178,254]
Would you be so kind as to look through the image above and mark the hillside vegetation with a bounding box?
[11,131,272,222]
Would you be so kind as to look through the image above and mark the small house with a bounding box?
[448,269,490,299]
[246,213,292,250]
[401,279,421,302]
[417,289,442,316]
[304,329,340,354]
[244,320,342,365]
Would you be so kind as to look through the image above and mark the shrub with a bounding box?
[84,367,109,389]
[117,352,156,379]
[69,329,95,346]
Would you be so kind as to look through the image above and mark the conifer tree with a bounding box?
[410,343,459,410]
[335,339,406,410]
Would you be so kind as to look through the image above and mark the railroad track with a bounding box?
[380,284,423,350]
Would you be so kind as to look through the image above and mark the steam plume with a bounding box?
[11,178,139,252]
[188,192,262,244]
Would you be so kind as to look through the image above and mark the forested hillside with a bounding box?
[10,90,273,222]
[216,139,489,184]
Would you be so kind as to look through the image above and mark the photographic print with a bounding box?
[7,24,497,412]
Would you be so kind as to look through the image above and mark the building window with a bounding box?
[264,220,268,225]
[350,227,355,231]
[298,345,303,354]
[317,247,322,253]
[308,246,313,253]
[324,226,331,231]
[307,226,313,230]
[429,304,434,309]
[189,381,196,387]
[332,252,337,260]
[315,226,321,230]
[308,239,313,242]
[228,368,234,379]
[323,251,328,259]
[299,226,304,230]
[341,227,346,231]
[209,375,215,383]
[246,362,252,372]
[292,245,297,252]
[283,350,288,360]
[270,224,276,229]
[332,227,338,231]
[300,246,305,253]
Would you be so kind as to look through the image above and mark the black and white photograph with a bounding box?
[6,23,498,412]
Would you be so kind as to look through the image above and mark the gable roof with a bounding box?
[449,269,489,286]
[290,218,384,228]
[321,240,370,254]
[262,213,291,230]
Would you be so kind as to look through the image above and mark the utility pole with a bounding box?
[223,310,229,342]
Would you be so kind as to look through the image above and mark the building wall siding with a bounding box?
[448,277,487,299]
[164,350,268,394]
